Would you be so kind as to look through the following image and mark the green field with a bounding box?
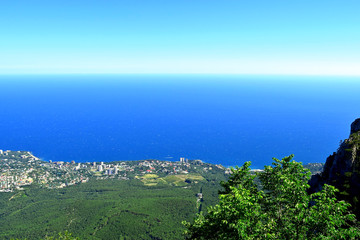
[138,173,205,187]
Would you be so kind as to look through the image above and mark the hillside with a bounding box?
[0,153,228,239]
[0,150,326,239]
[0,176,227,239]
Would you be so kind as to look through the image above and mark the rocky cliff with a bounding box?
[309,118,360,217]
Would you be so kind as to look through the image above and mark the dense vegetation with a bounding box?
[184,155,360,239]
[0,177,223,239]
[0,157,334,240]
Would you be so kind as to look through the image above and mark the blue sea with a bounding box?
[0,74,359,169]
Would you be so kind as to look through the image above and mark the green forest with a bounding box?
[0,160,330,240]
[0,176,223,239]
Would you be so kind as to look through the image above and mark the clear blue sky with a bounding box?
[1,0,359,75]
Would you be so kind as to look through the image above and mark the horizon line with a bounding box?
[1,72,360,78]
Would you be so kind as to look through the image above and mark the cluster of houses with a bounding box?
[0,150,89,191]
[0,150,38,191]
[0,149,229,191]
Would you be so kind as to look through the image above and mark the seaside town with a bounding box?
[0,150,323,193]
[0,150,227,192]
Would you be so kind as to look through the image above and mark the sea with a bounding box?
[0,74,359,169]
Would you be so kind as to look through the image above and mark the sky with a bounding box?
[1,0,360,75]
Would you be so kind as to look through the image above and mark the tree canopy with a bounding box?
[184,155,360,239]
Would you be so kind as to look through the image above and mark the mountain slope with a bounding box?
[309,118,360,217]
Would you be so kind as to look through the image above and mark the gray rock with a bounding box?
[350,118,360,135]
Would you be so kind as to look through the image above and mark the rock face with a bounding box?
[351,118,360,135]
[309,118,360,217]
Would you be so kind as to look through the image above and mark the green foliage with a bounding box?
[43,231,80,240]
[219,162,258,195]
[11,231,79,240]
[184,155,360,239]
[0,178,222,240]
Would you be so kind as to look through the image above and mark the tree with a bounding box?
[12,231,80,240]
[43,231,80,240]
[183,155,360,239]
